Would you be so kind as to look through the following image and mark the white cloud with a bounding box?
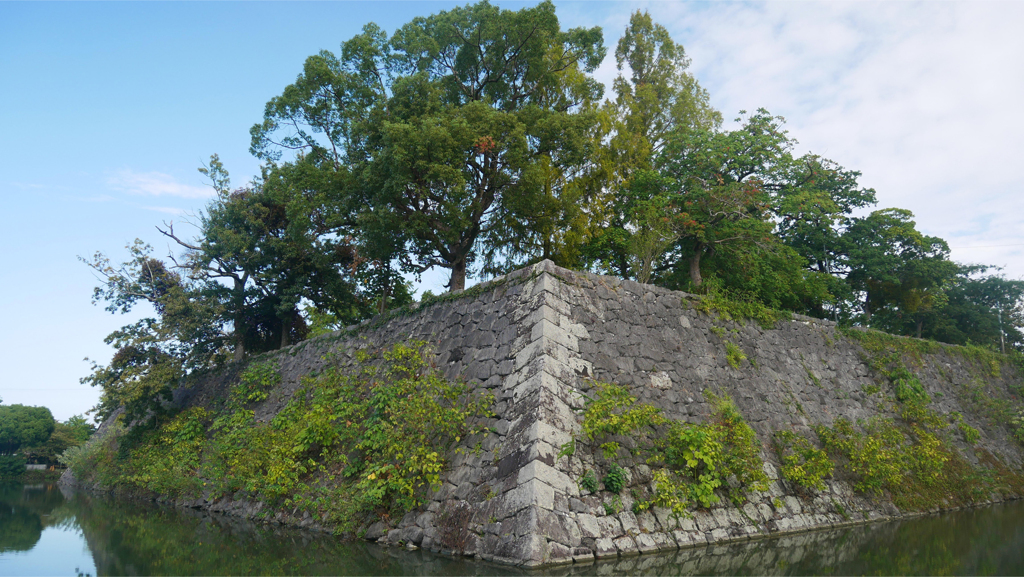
[108,169,213,199]
[572,0,1024,279]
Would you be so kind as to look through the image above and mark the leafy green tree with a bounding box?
[585,10,720,278]
[22,416,94,466]
[656,109,794,288]
[252,1,606,290]
[0,405,55,457]
[913,266,1024,350]
[161,155,368,353]
[843,208,958,336]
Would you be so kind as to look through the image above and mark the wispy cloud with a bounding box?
[107,169,213,199]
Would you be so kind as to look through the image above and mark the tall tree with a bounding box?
[252,1,606,291]
[843,208,958,335]
[585,10,720,278]
[657,109,794,288]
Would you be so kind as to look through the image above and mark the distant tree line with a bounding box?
[0,399,94,478]
[82,2,1024,424]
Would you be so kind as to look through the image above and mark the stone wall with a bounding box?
[74,260,1024,568]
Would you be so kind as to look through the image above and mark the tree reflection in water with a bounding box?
[3,483,1023,576]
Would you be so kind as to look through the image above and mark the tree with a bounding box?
[585,10,720,278]
[911,266,1024,351]
[0,405,55,457]
[22,415,94,467]
[843,208,958,335]
[252,1,606,291]
[657,109,794,288]
[161,155,369,354]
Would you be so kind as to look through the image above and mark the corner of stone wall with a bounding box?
[468,260,594,566]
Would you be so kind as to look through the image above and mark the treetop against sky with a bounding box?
[0,1,1020,422]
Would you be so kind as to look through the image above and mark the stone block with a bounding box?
[517,460,577,496]
[598,515,624,538]
[636,510,659,533]
[548,541,573,564]
[613,535,639,556]
[577,513,602,539]
[672,530,705,549]
[634,532,660,553]
[572,547,595,563]
[594,538,618,558]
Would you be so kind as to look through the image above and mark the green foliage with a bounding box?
[0,405,55,457]
[556,439,575,460]
[815,417,904,494]
[602,463,627,494]
[581,382,665,458]
[725,341,747,369]
[253,1,607,290]
[579,470,598,493]
[22,415,95,467]
[650,392,768,509]
[0,455,27,479]
[773,431,833,491]
[579,384,768,513]
[1012,410,1024,444]
[65,342,493,533]
[120,407,211,496]
[235,360,281,404]
[694,287,790,330]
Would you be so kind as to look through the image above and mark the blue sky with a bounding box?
[1,1,1021,421]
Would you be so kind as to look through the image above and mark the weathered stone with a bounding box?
[364,521,387,541]
[613,535,639,555]
[594,538,618,558]
[597,515,624,538]
[577,513,602,539]
[617,511,639,536]
[112,259,1024,571]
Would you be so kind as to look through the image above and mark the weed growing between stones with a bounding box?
[580,383,769,516]
[579,470,598,493]
[603,463,627,493]
[773,431,833,492]
[63,342,493,534]
[1013,411,1024,444]
[725,341,747,369]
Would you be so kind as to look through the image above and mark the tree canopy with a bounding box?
[0,405,55,457]
[81,2,1024,423]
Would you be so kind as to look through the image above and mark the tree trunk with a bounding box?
[280,318,290,348]
[449,257,467,292]
[915,318,924,339]
[688,250,703,288]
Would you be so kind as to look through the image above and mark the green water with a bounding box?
[2,482,1022,576]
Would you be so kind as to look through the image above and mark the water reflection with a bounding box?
[1,482,1022,576]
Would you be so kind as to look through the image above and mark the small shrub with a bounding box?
[603,463,627,494]
[957,421,981,445]
[582,382,664,459]
[774,431,833,491]
[695,287,789,329]
[234,359,281,404]
[815,417,904,494]
[579,470,598,493]
[1012,410,1024,444]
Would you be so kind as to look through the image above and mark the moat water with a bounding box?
[2,481,1022,576]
